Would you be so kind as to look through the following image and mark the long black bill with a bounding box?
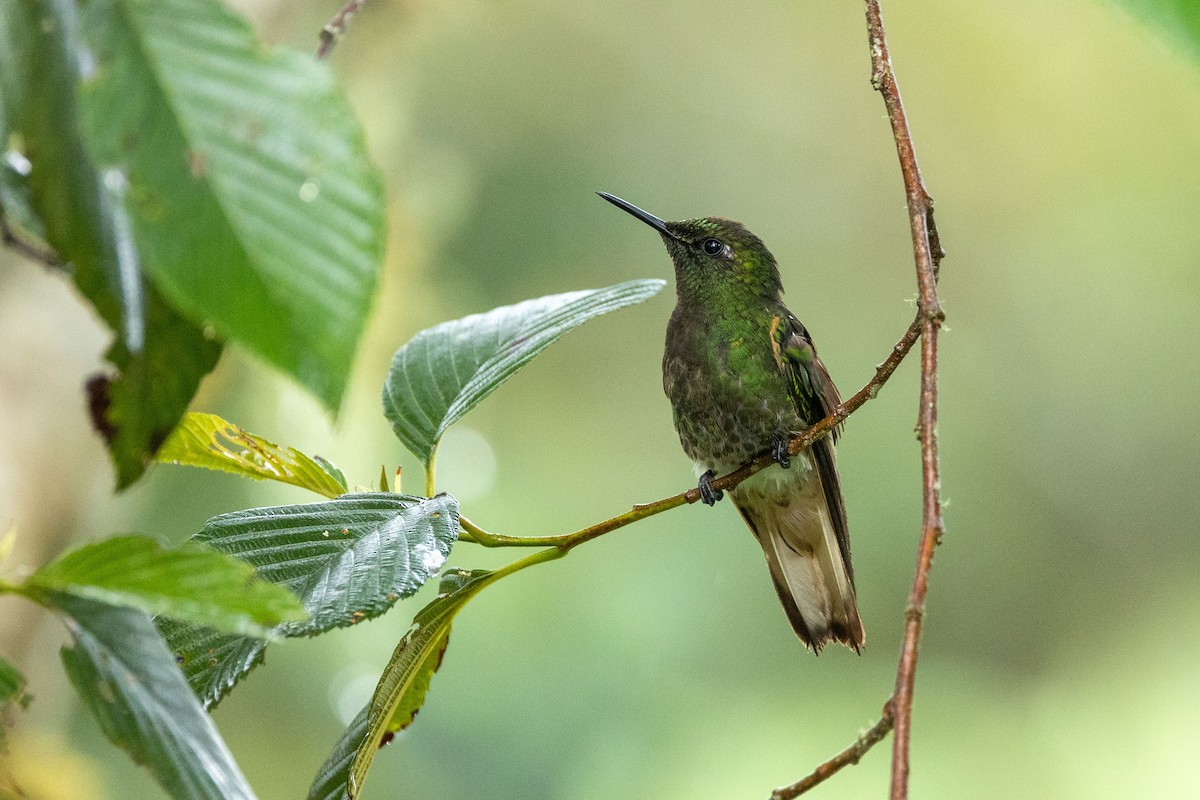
[596,192,673,238]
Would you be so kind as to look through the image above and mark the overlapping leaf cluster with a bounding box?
[10,533,307,799]
[0,2,666,798]
[1,272,661,800]
[162,280,663,799]
[0,0,384,487]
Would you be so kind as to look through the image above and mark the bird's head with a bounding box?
[598,192,783,302]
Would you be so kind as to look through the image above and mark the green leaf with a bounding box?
[308,706,367,800]
[57,595,256,800]
[156,413,348,498]
[28,535,306,637]
[1112,0,1200,62]
[0,655,30,709]
[0,0,221,489]
[92,303,223,490]
[0,655,31,748]
[383,279,665,465]
[310,569,497,800]
[78,0,385,410]
[161,494,459,708]
[154,621,266,709]
[195,495,458,635]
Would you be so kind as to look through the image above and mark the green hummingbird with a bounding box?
[599,192,864,653]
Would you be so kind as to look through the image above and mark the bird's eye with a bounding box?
[702,238,724,256]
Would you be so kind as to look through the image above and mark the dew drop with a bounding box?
[4,149,31,177]
[103,168,128,193]
[299,179,320,202]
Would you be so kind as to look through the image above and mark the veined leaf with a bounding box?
[0,0,221,488]
[383,279,665,465]
[28,535,306,637]
[307,706,367,800]
[78,0,385,409]
[161,494,459,708]
[194,495,458,635]
[57,595,257,800]
[309,569,498,800]
[156,413,348,498]
[154,621,267,710]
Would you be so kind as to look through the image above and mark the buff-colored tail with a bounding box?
[733,455,864,653]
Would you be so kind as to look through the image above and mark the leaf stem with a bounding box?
[0,579,27,596]
[424,446,438,498]
[458,517,564,547]
[489,544,566,577]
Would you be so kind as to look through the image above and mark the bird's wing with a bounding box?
[769,312,842,436]
[769,312,854,583]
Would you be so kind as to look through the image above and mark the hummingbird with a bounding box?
[599,192,864,653]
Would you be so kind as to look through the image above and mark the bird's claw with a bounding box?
[698,470,723,506]
[772,434,791,469]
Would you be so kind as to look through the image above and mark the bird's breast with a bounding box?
[663,315,800,469]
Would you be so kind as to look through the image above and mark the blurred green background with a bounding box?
[3,0,1199,797]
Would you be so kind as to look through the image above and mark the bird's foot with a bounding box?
[698,470,723,506]
[771,434,792,469]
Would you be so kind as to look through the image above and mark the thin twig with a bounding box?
[772,701,895,800]
[863,3,946,800]
[458,315,923,552]
[316,0,368,59]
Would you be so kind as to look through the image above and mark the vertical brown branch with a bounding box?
[863,2,946,799]
[766,3,947,794]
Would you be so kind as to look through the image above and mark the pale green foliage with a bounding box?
[79,0,385,410]
[0,0,384,486]
[156,413,348,498]
[29,535,306,636]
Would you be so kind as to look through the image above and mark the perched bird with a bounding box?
[599,192,864,653]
